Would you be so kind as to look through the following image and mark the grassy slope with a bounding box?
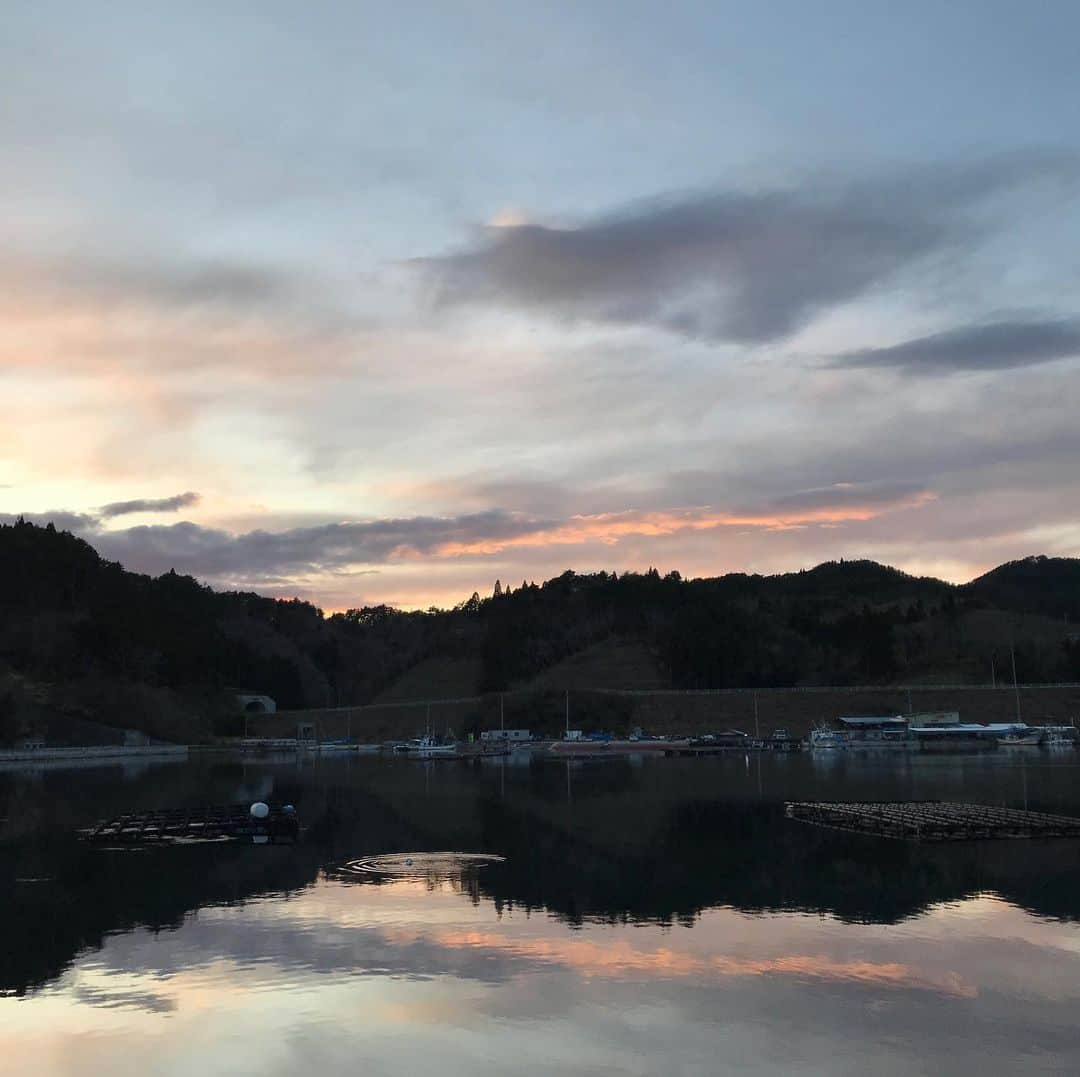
[374,637,666,705]
[513,637,667,692]
[373,656,483,703]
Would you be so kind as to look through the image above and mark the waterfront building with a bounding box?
[836,715,909,746]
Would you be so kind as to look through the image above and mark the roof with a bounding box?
[837,715,907,726]
[911,723,1025,734]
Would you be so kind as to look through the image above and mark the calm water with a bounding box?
[4,750,1080,1075]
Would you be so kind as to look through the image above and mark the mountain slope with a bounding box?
[964,556,1080,620]
[3,519,1078,744]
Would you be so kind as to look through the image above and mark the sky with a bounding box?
[2,1,1080,610]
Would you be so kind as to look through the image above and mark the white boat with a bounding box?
[312,741,382,754]
[394,735,459,756]
[1041,726,1076,749]
[809,726,847,750]
[998,728,1042,747]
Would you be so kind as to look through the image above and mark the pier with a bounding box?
[665,738,802,756]
[785,800,1080,842]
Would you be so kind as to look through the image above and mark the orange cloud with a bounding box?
[435,494,937,557]
[406,928,974,998]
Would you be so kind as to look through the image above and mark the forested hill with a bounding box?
[2,519,1079,742]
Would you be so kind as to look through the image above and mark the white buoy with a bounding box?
[250,801,270,820]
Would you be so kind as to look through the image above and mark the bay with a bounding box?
[3,750,1079,1075]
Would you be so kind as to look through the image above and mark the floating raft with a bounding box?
[785,800,1080,842]
[81,804,299,845]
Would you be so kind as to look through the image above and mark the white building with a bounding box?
[480,728,531,742]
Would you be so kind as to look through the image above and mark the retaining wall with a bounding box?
[258,684,1080,742]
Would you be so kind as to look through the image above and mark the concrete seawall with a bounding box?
[254,684,1080,742]
[617,684,1080,738]
[0,744,190,763]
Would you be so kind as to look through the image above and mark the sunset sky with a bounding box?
[3,1,1080,609]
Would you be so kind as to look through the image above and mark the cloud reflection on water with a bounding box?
[6,878,1080,1076]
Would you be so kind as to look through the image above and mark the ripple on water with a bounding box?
[338,851,505,880]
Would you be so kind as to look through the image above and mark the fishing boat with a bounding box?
[394,734,459,756]
[809,725,848,750]
[1043,727,1077,749]
[998,729,1042,747]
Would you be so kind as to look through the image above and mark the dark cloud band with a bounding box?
[100,491,201,518]
[831,318,1080,373]
[417,155,1074,344]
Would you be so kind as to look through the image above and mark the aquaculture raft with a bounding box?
[81,805,299,845]
[784,800,1080,842]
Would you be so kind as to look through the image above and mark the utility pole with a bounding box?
[1011,644,1022,724]
[500,694,505,732]
[753,690,760,740]
[991,655,996,689]
[565,690,570,738]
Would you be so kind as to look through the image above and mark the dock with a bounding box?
[784,800,1080,842]
[81,804,299,845]
[665,739,802,756]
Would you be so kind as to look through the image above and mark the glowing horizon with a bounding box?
[2,4,1079,610]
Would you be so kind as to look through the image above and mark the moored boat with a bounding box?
[549,737,691,755]
[809,726,848,750]
[393,735,459,756]
[998,729,1042,747]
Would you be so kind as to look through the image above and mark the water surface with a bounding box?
[3,751,1080,1075]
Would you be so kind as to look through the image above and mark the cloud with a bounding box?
[71,483,932,590]
[767,480,933,513]
[1,492,200,532]
[0,511,100,533]
[0,247,383,386]
[417,155,1075,343]
[89,513,545,583]
[99,491,201,518]
[0,251,305,326]
[433,492,936,558]
[831,318,1080,373]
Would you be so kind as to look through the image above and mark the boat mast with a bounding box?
[1010,644,1022,723]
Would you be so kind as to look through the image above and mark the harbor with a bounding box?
[227,703,1078,761]
[10,737,1080,1076]
[808,712,1079,753]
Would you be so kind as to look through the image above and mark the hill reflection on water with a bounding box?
[3,751,1080,997]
